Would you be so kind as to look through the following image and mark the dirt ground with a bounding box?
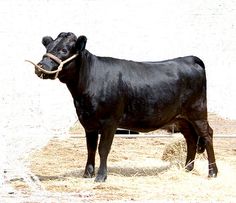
[11,113,236,202]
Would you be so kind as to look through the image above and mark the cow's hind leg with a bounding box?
[83,131,99,178]
[191,119,218,177]
[176,118,198,171]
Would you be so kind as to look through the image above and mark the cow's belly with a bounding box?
[118,106,179,132]
[118,118,174,132]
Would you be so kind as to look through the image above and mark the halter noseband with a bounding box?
[25,52,78,79]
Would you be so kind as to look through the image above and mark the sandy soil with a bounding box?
[7,113,236,202]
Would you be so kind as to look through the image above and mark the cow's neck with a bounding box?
[65,50,93,102]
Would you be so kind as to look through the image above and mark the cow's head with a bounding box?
[27,32,87,81]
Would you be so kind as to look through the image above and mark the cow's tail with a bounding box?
[193,56,205,69]
[194,56,208,116]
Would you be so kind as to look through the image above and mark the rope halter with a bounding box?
[25,52,78,79]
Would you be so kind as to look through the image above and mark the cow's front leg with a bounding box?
[95,126,116,182]
[83,131,98,178]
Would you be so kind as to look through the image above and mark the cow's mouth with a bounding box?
[25,60,58,79]
[35,67,56,80]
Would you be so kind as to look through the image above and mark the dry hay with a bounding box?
[7,136,236,202]
[161,138,187,166]
[162,138,208,169]
[3,113,236,201]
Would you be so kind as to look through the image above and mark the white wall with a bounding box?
[1,0,236,135]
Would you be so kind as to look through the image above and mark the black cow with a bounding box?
[28,32,218,182]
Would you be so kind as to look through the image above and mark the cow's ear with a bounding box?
[76,35,87,52]
[42,36,53,47]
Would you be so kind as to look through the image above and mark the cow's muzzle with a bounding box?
[25,53,78,79]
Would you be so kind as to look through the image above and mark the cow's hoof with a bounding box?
[83,165,95,178]
[94,174,107,182]
[208,170,218,178]
[208,165,218,178]
[208,173,217,178]
[185,163,194,172]
[83,173,94,178]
